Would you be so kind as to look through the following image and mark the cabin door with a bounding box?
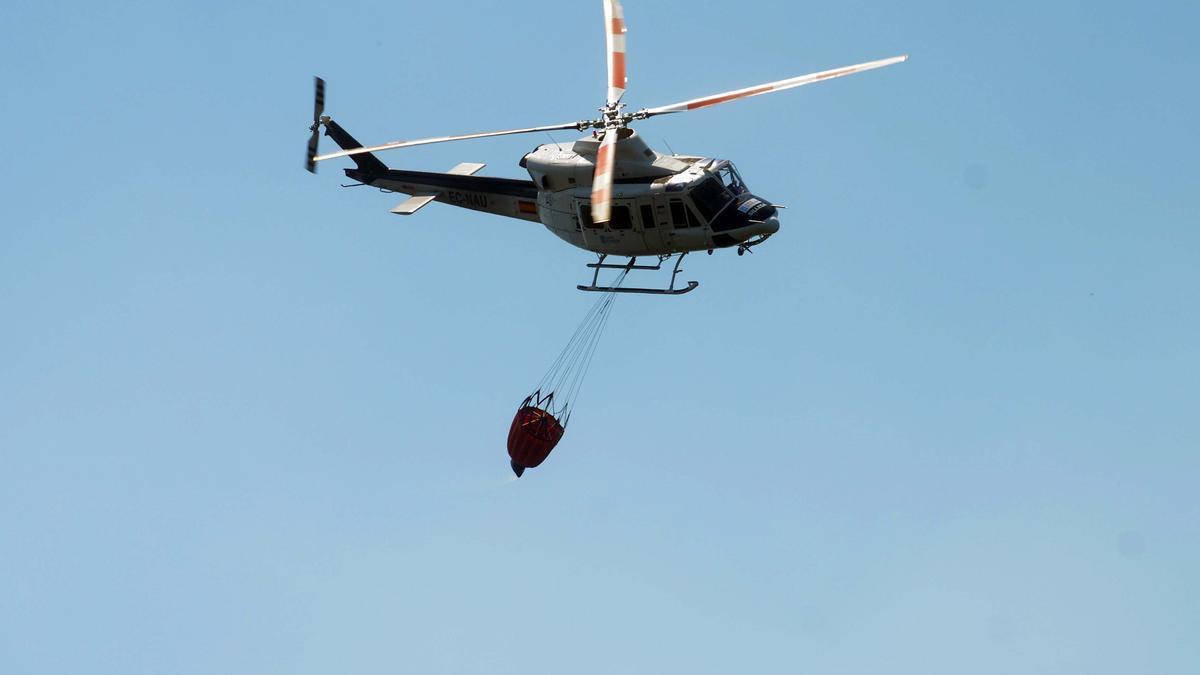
[637,197,669,253]
[577,199,644,255]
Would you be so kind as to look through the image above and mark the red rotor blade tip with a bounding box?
[591,133,618,223]
[604,0,628,104]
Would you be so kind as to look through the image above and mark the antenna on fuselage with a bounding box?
[545,132,565,152]
[662,138,677,157]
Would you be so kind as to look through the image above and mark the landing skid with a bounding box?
[577,254,700,296]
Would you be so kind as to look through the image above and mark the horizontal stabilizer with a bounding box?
[389,163,487,215]
[391,194,437,215]
[448,162,486,176]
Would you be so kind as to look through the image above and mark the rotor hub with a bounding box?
[601,102,625,127]
[580,102,645,132]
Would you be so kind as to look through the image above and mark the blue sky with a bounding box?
[2,1,1197,673]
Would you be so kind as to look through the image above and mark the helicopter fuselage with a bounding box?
[338,125,780,259]
[522,131,780,256]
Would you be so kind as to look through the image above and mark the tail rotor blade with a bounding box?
[313,76,325,121]
[604,0,628,105]
[306,76,326,174]
[591,130,618,224]
[305,127,321,174]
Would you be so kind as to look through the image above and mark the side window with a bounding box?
[685,205,702,228]
[610,206,632,230]
[669,200,688,228]
[640,204,656,229]
[579,204,602,229]
[580,203,632,229]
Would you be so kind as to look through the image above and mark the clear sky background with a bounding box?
[2,1,1197,673]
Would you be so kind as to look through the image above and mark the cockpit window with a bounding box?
[719,164,747,195]
[690,177,732,221]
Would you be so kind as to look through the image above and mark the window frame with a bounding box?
[669,200,688,228]
[640,203,656,229]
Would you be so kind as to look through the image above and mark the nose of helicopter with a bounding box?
[732,194,779,237]
[745,215,779,240]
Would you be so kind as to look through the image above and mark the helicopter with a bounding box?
[306,0,906,295]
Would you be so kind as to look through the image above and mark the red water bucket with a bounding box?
[507,406,566,477]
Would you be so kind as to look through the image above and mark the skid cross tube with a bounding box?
[577,254,700,296]
[586,257,663,271]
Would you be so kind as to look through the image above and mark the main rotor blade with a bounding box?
[591,130,619,224]
[641,55,908,117]
[313,121,584,163]
[604,0,628,105]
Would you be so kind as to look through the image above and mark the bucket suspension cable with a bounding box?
[533,268,628,422]
[507,269,629,477]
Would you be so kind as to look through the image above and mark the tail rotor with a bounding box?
[305,76,326,173]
